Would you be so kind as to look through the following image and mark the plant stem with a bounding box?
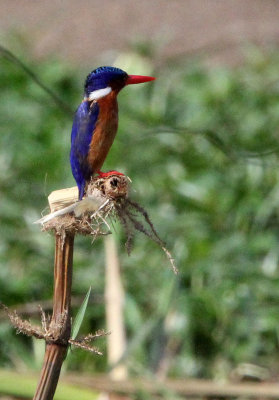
[33,232,74,400]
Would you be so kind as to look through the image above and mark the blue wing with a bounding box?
[70,100,99,200]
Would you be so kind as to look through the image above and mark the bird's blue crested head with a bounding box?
[84,66,156,101]
[84,66,128,95]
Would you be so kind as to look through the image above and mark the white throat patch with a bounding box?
[87,87,112,101]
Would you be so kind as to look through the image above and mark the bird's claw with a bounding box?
[96,170,124,179]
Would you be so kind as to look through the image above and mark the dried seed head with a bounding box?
[87,174,129,199]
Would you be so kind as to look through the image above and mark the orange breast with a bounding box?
[88,91,118,172]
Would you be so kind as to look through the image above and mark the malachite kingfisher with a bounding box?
[70,66,155,200]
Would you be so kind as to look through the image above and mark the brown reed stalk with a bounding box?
[29,173,176,399]
[33,232,74,400]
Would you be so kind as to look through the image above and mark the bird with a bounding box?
[70,66,155,200]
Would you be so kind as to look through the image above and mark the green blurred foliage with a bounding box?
[1,44,279,379]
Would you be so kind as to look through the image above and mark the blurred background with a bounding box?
[2,1,279,399]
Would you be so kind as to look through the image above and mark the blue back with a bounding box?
[70,101,99,199]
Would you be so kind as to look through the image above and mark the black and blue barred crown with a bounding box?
[84,66,128,94]
[92,66,125,75]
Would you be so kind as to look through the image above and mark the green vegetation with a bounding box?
[1,45,279,379]
[0,369,98,399]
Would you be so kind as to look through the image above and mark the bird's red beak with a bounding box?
[126,75,156,85]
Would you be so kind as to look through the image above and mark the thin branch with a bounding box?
[0,44,73,117]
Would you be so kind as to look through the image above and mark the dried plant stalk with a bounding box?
[33,232,74,400]
[27,173,176,399]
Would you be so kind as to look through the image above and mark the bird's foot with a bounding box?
[96,170,125,178]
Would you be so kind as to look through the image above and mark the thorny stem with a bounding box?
[33,232,74,400]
